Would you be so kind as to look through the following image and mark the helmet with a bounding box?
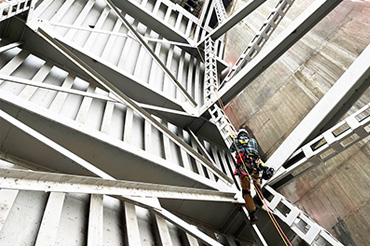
[237,129,249,138]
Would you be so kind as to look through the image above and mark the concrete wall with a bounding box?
[223,0,370,245]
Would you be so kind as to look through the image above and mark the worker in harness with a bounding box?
[230,129,274,223]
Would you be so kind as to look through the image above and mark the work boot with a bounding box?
[249,209,258,223]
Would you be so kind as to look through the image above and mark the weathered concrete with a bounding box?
[224,0,370,245]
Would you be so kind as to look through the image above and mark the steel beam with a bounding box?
[217,0,343,105]
[0,189,18,232]
[119,197,226,246]
[0,74,117,102]
[266,43,370,171]
[104,0,197,108]
[268,102,370,187]
[124,201,142,246]
[110,0,198,48]
[157,209,224,246]
[264,186,344,246]
[87,194,104,246]
[0,109,114,180]
[198,0,266,45]
[0,166,237,202]
[34,27,233,185]
[187,128,216,165]
[0,0,31,22]
[151,212,174,246]
[0,91,226,189]
[47,21,193,48]
[0,164,250,245]
[198,0,211,26]
[34,192,66,246]
[222,0,295,85]
[0,42,22,53]
[214,0,228,24]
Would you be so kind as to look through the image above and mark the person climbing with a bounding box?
[229,129,274,223]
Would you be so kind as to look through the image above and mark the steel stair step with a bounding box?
[31,0,206,109]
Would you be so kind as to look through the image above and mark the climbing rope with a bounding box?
[229,122,293,246]
[229,131,293,246]
[191,34,293,246]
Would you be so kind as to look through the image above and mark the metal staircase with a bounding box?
[28,0,204,111]
[0,46,232,187]
[0,0,361,245]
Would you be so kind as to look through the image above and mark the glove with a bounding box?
[262,167,275,180]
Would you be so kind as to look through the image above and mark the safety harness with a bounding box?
[233,138,260,178]
[234,139,274,181]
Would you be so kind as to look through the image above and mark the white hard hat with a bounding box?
[237,129,249,137]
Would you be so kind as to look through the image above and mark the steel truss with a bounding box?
[268,102,370,186]
[266,43,370,172]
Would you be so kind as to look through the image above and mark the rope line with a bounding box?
[229,133,292,246]
[255,184,293,246]
[194,36,292,246]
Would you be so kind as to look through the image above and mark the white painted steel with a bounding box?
[0,109,115,180]
[29,27,233,184]
[0,0,352,245]
[112,0,203,43]
[204,37,219,105]
[152,212,174,246]
[0,42,23,53]
[218,0,343,105]
[0,0,31,22]
[222,0,295,85]
[268,102,370,185]
[34,192,66,246]
[30,0,205,108]
[198,0,266,43]
[105,0,197,107]
[18,63,53,101]
[0,173,239,246]
[214,0,227,24]
[198,0,211,27]
[264,186,344,246]
[0,50,29,85]
[266,43,370,172]
[0,189,19,232]
[208,104,237,148]
[0,190,48,245]
[158,209,224,246]
[1,87,229,189]
[186,233,201,246]
[0,166,237,202]
[87,194,104,246]
[202,38,233,146]
[124,202,142,246]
